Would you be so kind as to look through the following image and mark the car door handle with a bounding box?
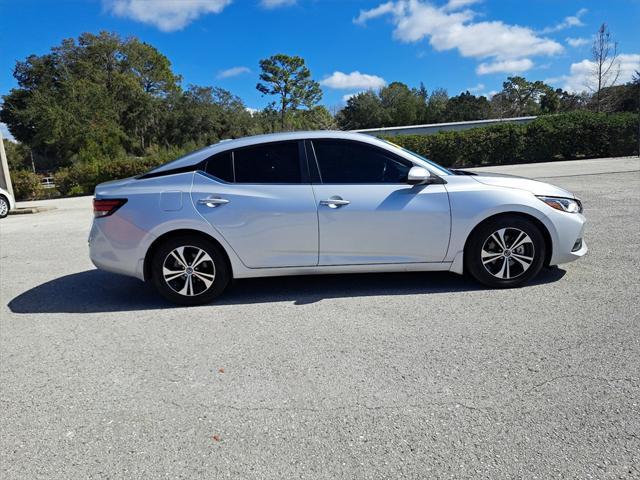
[320,197,350,208]
[198,196,229,208]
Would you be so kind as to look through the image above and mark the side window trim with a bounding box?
[310,139,414,185]
[304,139,322,184]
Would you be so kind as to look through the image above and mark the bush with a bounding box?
[387,112,639,168]
[54,156,163,196]
[11,170,42,200]
[11,170,62,200]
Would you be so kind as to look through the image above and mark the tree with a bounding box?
[256,54,322,129]
[336,91,387,129]
[3,139,32,172]
[425,88,448,123]
[490,76,551,117]
[590,23,620,112]
[0,32,181,165]
[379,82,424,126]
[443,91,490,121]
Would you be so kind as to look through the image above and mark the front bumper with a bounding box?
[547,210,587,266]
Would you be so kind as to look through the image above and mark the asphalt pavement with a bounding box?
[1,157,639,479]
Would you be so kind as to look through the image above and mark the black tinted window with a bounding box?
[313,140,411,184]
[234,141,301,183]
[204,151,233,182]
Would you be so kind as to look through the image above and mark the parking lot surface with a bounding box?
[1,158,639,479]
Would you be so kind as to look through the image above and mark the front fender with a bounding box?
[444,179,560,269]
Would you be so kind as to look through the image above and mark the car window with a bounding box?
[204,151,234,182]
[233,141,301,184]
[312,140,412,184]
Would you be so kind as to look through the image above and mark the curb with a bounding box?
[9,206,57,215]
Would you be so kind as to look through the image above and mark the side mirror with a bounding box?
[407,166,432,185]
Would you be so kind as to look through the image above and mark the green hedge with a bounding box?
[53,157,163,196]
[386,111,639,168]
[11,170,60,201]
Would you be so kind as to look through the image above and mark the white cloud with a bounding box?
[466,83,485,93]
[320,71,387,90]
[0,122,15,141]
[354,2,402,25]
[548,53,640,92]
[477,58,534,75]
[354,1,562,75]
[246,107,259,115]
[566,37,589,48]
[260,0,296,8]
[217,66,251,79]
[443,0,481,11]
[104,0,231,32]
[541,8,587,34]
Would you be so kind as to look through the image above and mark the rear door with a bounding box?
[191,141,319,268]
[309,139,451,265]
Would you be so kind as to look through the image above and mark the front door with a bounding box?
[309,139,451,265]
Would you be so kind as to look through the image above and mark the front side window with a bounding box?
[233,141,301,184]
[312,140,412,184]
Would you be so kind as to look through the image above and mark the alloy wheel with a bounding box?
[0,198,8,217]
[481,227,535,280]
[162,245,216,297]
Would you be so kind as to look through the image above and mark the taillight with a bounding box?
[93,198,127,218]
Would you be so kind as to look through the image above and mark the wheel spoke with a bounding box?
[511,253,533,269]
[190,249,205,267]
[482,250,503,264]
[179,275,194,296]
[163,267,185,282]
[496,257,508,278]
[171,248,188,268]
[511,233,532,251]
[194,272,213,289]
[492,229,507,251]
[192,250,212,269]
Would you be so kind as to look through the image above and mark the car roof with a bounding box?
[148,130,389,174]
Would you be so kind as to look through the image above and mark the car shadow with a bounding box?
[8,267,566,314]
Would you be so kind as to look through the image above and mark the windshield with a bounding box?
[381,139,452,175]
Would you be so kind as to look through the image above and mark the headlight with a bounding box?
[537,196,583,213]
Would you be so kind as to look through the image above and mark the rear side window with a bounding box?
[312,140,412,184]
[233,141,301,184]
[204,151,233,182]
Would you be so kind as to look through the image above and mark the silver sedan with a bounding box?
[89,131,587,305]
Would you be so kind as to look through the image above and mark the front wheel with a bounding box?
[151,235,230,306]
[466,216,546,288]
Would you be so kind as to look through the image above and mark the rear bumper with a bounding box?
[89,219,147,281]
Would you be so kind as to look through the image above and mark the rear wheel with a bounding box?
[466,216,545,288]
[0,196,9,219]
[151,235,230,305]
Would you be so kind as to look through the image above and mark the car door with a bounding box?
[191,140,319,268]
[309,139,451,265]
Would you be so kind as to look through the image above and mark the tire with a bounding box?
[465,215,546,288]
[151,235,230,306]
[0,195,9,219]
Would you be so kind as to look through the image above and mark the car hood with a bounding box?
[469,172,576,198]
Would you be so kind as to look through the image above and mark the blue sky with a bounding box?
[1,0,639,137]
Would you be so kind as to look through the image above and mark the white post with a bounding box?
[0,129,14,197]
